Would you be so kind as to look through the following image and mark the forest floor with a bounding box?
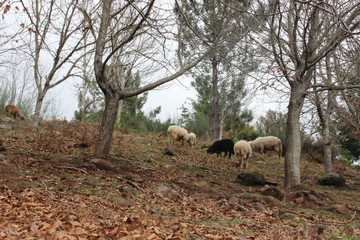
[0,119,359,240]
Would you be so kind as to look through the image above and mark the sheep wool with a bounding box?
[249,136,282,159]
[234,140,252,169]
[185,133,196,147]
[167,125,188,145]
[206,139,235,159]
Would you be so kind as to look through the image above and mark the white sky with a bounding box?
[143,78,197,122]
[53,76,198,122]
[53,75,285,123]
[1,2,286,123]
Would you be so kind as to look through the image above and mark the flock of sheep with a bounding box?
[167,125,197,147]
[167,125,282,169]
[4,105,282,170]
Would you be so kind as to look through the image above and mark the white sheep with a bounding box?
[167,125,188,145]
[234,140,252,169]
[249,136,282,159]
[185,132,196,147]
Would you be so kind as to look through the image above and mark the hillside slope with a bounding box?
[0,119,359,239]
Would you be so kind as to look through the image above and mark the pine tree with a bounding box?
[176,0,257,140]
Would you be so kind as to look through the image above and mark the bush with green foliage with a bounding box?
[256,110,287,151]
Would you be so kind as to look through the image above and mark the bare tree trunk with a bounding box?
[285,82,306,188]
[95,93,120,156]
[323,56,336,175]
[79,87,88,121]
[33,96,43,122]
[322,117,332,174]
[314,91,333,175]
[115,71,126,126]
[79,40,90,121]
[32,0,42,126]
[313,57,336,175]
[116,99,124,126]
[219,108,224,140]
[33,88,47,126]
[211,57,221,140]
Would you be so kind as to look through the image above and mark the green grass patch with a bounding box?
[199,216,249,234]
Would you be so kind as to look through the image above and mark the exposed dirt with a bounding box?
[0,119,359,239]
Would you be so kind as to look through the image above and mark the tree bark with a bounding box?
[211,57,221,140]
[285,81,306,188]
[315,90,333,175]
[95,92,120,156]
[316,56,336,175]
[322,118,332,175]
[79,85,88,121]
[323,56,334,175]
[116,99,124,126]
[33,88,47,126]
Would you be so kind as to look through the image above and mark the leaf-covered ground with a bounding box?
[0,119,359,240]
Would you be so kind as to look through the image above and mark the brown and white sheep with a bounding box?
[185,132,196,147]
[167,125,188,145]
[249,136,282,159]
[234,140,252,169]
[5,104,25,120]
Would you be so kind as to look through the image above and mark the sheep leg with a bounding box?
[259,145,266,155]
[245,155,249,169]
[275,149,279,159]
[277,146,282,159]
[238,155,243,169]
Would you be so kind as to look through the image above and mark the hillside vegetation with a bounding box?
[0,119,359,239]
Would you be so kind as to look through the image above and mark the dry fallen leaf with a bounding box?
[46,220,62,234]
[51,231,77,240]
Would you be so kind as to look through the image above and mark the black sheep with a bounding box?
[206,139,235,159]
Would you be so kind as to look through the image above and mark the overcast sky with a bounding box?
[1,2,286,124]
[53,75,286,124]
[53,76,197,122]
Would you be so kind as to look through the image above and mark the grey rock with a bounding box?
[154,184,178,199]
